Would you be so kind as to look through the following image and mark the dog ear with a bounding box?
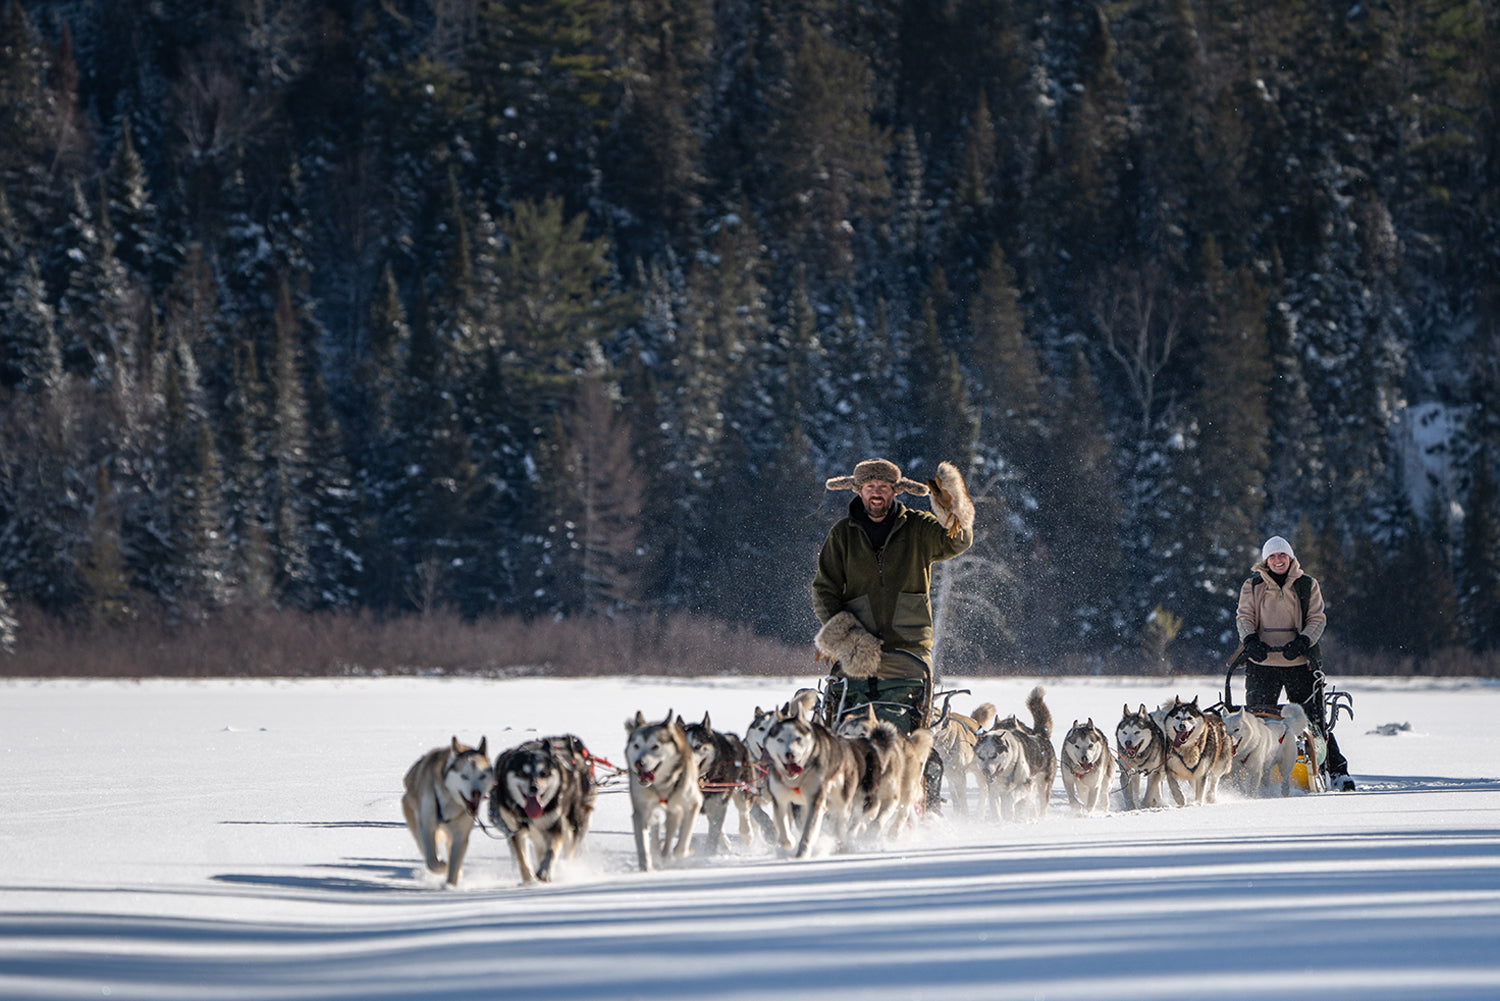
[701,711,712,729]
[478,736,487,756]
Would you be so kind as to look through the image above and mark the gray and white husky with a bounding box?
[972,686,1056,822]
[930,699,998,815]
[1114,704,1168,810]
[624,710,703,871]
[743,690,819,841]
[763,705,862,858]
[1060,718,1115,815]
[489,734,597,883]
[1222,702,1309,798]
[1162,697,1233,806]
[401,736,494,887]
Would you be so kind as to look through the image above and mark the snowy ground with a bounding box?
[2,674,1498,1000]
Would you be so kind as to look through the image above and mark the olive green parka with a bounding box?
[812,498,972,678]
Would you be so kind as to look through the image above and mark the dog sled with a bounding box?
[1215,644,1353,792]
[817,676,969,811]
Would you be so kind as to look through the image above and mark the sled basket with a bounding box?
[1219,649,1351,792]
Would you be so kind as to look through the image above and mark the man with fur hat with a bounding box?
[1237,535,1354,791]
[812,457,974,741]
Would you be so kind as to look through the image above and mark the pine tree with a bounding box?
[79,462,134,626]
[1459,450,1500,651]
[1175,239,1272,647]
[1,254,62,392]
[0,3,62,241]
[766,27,891,280]
[221,343,274,611]
[268,280,314,606]
[470,0,616,205]
[103,119,172,292]
[54,181,143,383]
[498,195,629,416]
[970,243,1044,459]
[162,348,234,616]
[568,363,645,616]
[0,578,17,655]
[600,0,709,255]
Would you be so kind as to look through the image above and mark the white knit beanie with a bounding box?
[1260,536,1295,561]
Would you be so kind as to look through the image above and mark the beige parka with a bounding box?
[1236,557,1327,667]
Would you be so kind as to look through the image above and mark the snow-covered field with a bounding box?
[2,674,1498,1000]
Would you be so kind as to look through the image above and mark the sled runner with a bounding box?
[1216,643,1354,792]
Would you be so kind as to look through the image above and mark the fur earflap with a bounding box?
[927,462,974,539]
[814,611,882,679]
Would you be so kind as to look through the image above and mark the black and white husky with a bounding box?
[972,685,1056,822]
[1060,718,1115,815]
[1222,703,1310,798]
[489,734,597,883]
[681,712,756,852]
[1114,704,1168,810]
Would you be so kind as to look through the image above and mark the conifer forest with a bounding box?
[0,0,1497,673]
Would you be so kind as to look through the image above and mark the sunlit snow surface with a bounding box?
[2,675,1497,1000]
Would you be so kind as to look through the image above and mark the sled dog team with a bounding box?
[402,684,1320,886]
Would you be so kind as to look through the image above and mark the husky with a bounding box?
[489,734,597,883]
[624,710,703,871]
[972,686,1055,822]
[1114,704,1168,810]
[743,690,820,842]
[401,736,494,887]
[681,712,756,852]
[835,704,934,840]
[763,705,862,858]
[1222,703,1310,798]
[1162,697,1233,806]
[747,689,820,761]
[930,698,998,815]
[1060,718,1115,815]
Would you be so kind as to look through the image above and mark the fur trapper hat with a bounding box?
[825,457,929,496]
[1260,535,1295,561]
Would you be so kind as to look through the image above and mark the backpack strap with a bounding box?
[1246,573,1322,667]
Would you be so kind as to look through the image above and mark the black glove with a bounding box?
[1242,635,1270,662]
[1283,634,1310,660]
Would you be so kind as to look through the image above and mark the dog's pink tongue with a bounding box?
[524,795,544,820]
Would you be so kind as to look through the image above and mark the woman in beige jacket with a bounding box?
[1237,535,1353,791]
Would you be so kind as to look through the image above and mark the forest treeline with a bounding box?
[1,0,1497,676]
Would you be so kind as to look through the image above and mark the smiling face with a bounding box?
[1266,551,1291,573]
[858,479,896,521]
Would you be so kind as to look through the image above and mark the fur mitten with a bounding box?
[814,611,882,679]
[927,461,975,539]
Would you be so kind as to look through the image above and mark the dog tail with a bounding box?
[970,702,997,731]
[1026,685,1052,738]
[1280,702,1310,732]
[906,727,935,761]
